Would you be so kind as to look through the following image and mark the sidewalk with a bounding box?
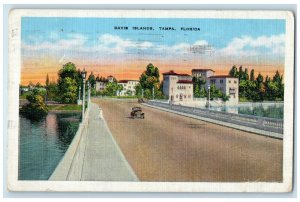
[51,103,139,181]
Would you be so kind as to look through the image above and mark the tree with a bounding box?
[138,63,161,99]
[194,84,201,98]
[103,82,123,96]
[125,90,133,96]
[209,84,223,100]
[20,89,48,120]
[229,65,239,77]
[199,87,207,98]
[60,77,78,103]
[272,70,284,100]
[57,62,79,103]
[256,73,264,101]
[88,72,96,88]
[45,74,50,87]
[256,73,264,86]
[250,69,255,81]
[47,82,59,101]
[35,82,42,88]
[238,66,244,81]
[244,68,249,81]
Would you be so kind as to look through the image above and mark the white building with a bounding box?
[107,75,114,83]
[118,80,139,96]
[205,75,239,104]
[95,81,106,91]
[95,75,117,92]
[192,68,215,79]
[162,70,193,102]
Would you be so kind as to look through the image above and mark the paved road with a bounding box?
[93,98,283,182]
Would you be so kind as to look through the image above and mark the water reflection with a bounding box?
[19,112,80,180]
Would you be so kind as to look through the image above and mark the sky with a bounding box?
[21,17,286,85]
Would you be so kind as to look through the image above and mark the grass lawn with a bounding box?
[20,92,31,99]
[47,104,82,111]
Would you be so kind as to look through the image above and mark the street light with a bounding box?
[152,86,154,100]
[170,87,173,105]
[81,68,87,121]
[207,84,211,109]
[77,86,81,105]
[87,81,91,109]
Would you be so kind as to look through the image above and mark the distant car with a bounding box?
[130,107,145,119]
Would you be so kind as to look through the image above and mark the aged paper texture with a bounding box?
[8,9,294,192]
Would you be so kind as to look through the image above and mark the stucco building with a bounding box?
[205,75,239,104]
[95,75,117,92]
[95,81,106,92]
[192,69,215,80]
[162,70,193,102]
[118,80,139,96]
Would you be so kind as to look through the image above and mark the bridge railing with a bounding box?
[147,100,283,134]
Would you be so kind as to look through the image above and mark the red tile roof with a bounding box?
[163,70,191,76]
[118,80,128,83]
[192,68,215,72]
[118,80,139,83]
[177,80,193,84]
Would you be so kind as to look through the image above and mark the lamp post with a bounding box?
[77,86,81,105]
[81,69,87,121]
[87,81,91,109]
[141,88,144,98]
[152,86,154,100]
[207,84,211,109]
[87,81,89,108]
[170,87,173,105]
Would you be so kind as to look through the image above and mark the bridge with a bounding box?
[50,98,282,182]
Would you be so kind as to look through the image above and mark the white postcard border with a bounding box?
[7,9,295,192]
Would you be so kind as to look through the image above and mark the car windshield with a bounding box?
[132,107,141,111]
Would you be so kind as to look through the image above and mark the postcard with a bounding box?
[7,9,294,192]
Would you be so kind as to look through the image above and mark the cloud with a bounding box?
[22,33,87,52]
[155,40,210,56]
[96,34,154,53]
[22,32,285,66]
[218,34,285,57]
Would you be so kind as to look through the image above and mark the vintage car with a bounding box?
[130,107,145,119]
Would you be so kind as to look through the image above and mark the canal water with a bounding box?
[19,112,81,180]
[209,102,284,119]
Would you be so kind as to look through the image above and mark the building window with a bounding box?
[234,80,237,84]
[229,80,231,84]
[210,80,215,84]
[220,79,223,84]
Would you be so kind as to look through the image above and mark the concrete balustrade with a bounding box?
[146,100,283,139]
[49,105,90,180]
